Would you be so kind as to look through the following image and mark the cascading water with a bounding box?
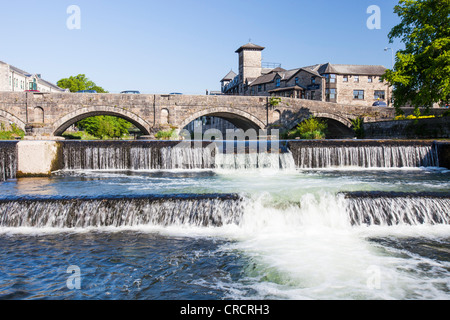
[0,139,449,300]
[61,141,217,170]
[344,192,450,226]
[288,140,440,168]
[0,194,244,228]
[0,141,17,182]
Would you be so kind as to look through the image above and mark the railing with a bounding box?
[262,62,282,69]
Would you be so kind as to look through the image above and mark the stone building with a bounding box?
[0,60,66,93]
[221,43,393,107]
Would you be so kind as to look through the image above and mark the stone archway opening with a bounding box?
[53,109,151,139]
[286,115,355,140]
[180,109,266,140]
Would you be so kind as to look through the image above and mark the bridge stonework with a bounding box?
[0,92,398,138]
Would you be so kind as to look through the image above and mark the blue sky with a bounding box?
[0,0,403,94]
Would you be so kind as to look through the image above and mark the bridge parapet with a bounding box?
[0,92,401,138]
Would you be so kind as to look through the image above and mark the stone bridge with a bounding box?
[0,92,400,139]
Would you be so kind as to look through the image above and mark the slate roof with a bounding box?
[221,70,237,82]
[235,43,265,53]
[317,63,387,75]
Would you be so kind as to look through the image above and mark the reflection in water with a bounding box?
[13,177,58,196]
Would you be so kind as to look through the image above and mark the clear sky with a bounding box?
[0,0,403,95]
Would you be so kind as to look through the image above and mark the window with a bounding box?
[295,77,299,85]
[329,74,336,83]
[354,75,359,82]
[368,76,373,83]
[310,91,315,100]
[326,88,336,101]
[374,90,385,100]
[276,78,281,87]
[343,75,349,82]
[325,74,336,84]
[258,85,262,92]
[379,77,383,83]
[353,90,364,100]
[311,77,316,84]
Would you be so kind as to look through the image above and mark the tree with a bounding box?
[57,74,108,93]
[383,0,450,115]
[76,116,132,139]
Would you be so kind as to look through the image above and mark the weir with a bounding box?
[288,140,440,168]
[0,194,244,228]
[344,192,450,226]
[0,140,448,178]
[0,141,18,182]
[0,192,448,229]
[61,141,217,170]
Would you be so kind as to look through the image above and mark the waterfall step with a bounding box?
[343,191,450,226]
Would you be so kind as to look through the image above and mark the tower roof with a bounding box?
[235,43,265,53]
[221,70,237,82]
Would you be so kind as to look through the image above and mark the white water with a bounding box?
[1,142,449,300]
[294,145,439,169]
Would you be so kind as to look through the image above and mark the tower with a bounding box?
[235,43,265,91]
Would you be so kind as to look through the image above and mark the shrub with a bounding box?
[287,117,327,140]
[351,118,365,139]
[155,128,177,140]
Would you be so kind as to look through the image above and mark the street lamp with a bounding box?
[384,47,394,69]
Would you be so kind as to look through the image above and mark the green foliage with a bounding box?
[351,118,365,139]
[269,97,282,107]
[287,117,328,140]
[62,131,99,140]
[155,128,178,140]
[383,0,450,114]
[76,116,132,139]
[0,123,25,140]
[57,74,108,93]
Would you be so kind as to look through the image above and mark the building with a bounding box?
[0,60,66,93]
[221,43,392,107]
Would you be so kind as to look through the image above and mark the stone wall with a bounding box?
[0,91,399,138]
[436,142,450,169]
[363,117,450,139]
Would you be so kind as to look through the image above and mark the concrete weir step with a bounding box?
[16,140,63,177]
[4,140,450,178]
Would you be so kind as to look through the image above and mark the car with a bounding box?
[121,90,140,94]
[77,90,97,93]
[169,92,183,95]
[25,90,40,93]
[373,101,387,107]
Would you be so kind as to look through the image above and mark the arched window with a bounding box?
[273,110,281,122]
[33,107,44,123]
[161,108,169,125]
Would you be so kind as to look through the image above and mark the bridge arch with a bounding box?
[52,106,151,136]
[285,112,356,139]
[179,107,266,132]
[0,109,26,131]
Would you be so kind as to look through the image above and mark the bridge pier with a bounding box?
[24,123,64,141]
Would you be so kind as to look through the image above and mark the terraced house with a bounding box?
[220,43,392,107]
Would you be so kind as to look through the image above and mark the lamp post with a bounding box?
[384,47,394,69]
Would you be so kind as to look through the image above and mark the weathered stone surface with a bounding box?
[16,141,62,177]
[0,92,444,138]
[363,117,450,139]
